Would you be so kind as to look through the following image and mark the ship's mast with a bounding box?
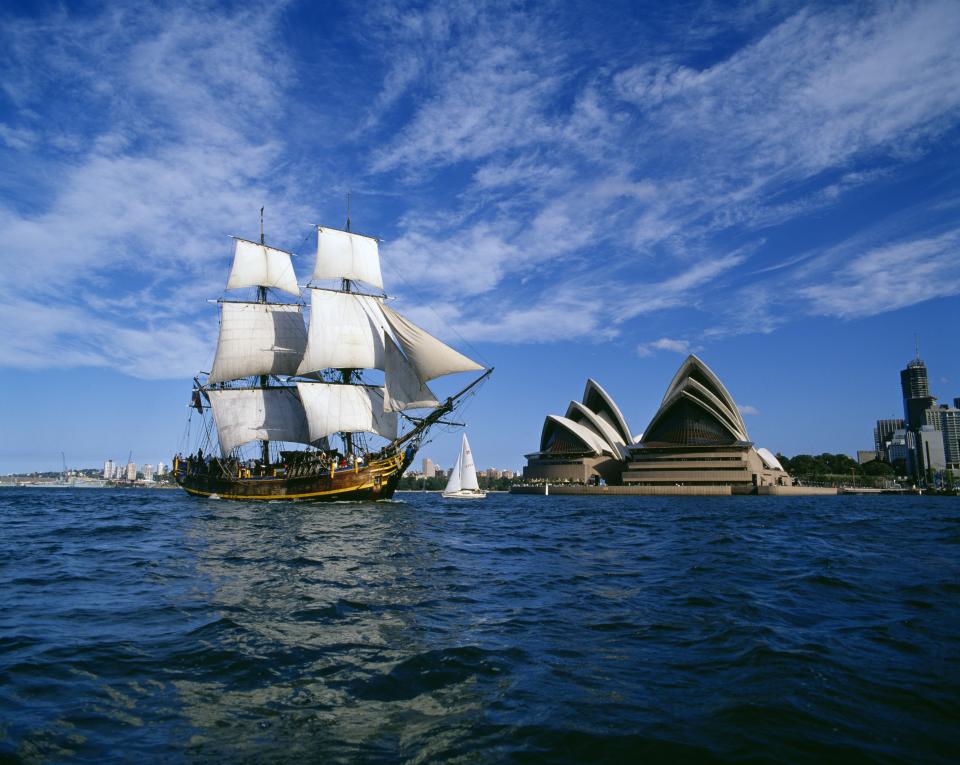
[340,192,354,457]
[257,206,270,466]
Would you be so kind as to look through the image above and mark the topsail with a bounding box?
[208,302,307,385]
[311,227,383,290]
[226,238,300,297]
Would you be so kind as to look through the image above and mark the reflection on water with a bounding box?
[1,489,959,763]
[176,498,490,760]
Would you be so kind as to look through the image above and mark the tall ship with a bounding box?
[174,212,491,502]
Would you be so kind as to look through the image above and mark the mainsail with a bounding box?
[208,388,311,454]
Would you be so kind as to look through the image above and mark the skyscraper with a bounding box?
[900,356,937,477]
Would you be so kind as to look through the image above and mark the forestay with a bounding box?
[380,304,483,383]
[312,227,383,290]
[297,290,386,375]
[226,239,300,297]
[208,303,307,385]
[208,388,311,454]
[296,382,398,442]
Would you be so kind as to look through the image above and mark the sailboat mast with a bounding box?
[258,206,270,466]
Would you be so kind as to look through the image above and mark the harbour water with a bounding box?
[1,488,957,763]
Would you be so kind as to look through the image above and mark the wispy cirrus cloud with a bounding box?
[2,0,959,380]
[797,229,960,319]
[0,2,311,377]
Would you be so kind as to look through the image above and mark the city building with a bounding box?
[900,356,938,477]
[873,418,904,461]
[937,406,960,469]
[142,464,154,481]
[623,356,792,491]
[422,458,436,478]
[887,429,910,467]
[157,462,168,476]
[918,426,946,474]
[857,451,878,464]
[126,462,136,481]
[103,459,114,479]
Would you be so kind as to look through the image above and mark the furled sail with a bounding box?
[380,303,483,383]
[208,302,307,385]
[383,335,439,412]
[226,238,300,297]
[208,388,311,454]
[312,227,383,290]
[296,382,398,442]
[297,290,386,375]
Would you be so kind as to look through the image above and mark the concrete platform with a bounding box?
[510,484,839,496]
[511,484,731,496]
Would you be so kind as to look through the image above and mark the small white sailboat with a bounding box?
[442,434,487,499]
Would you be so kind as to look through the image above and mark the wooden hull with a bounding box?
[175,450,409,502]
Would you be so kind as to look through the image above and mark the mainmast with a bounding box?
[257,206,270,466]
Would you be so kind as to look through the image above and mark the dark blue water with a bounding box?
[1,489,958,763]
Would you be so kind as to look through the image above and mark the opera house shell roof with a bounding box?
[523,354,792,489]
[640,354,749,447]
[625,354,792,488]
[523,379,634,483]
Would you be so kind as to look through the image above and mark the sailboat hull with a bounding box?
[175,451,410,502]
[441,490,487,499]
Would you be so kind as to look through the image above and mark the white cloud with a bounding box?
[797,229,960,318]
[637,338,694,357]
[0,4,311,378]
[738,404,760,415]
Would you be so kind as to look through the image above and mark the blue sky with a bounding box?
[1,0,959,474]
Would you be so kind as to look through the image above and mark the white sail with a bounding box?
[207,388,311,454]
[226,238,300,297]
[312,227,383,290]
[208,302,307,385]
[380,303,483,383]
[297,289,386,375]
[296,382,398,442]
[459,434,480,491]
[444,434,481,494]
[444,450,463,494]
[383,335,439,412]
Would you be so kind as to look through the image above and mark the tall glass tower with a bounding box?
[901,358,935,430]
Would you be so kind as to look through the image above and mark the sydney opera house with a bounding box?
[523,355,793,493]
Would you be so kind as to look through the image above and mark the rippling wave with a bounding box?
[1,489,958,763]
